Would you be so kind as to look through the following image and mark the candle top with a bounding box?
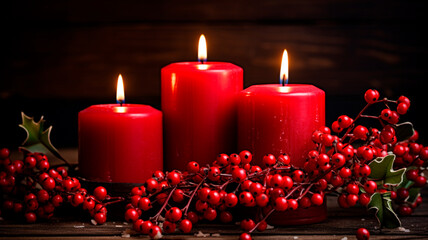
[163,62,242,72]
[242,84,324,96]
[80,104,161,116]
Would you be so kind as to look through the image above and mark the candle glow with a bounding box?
[198,34,207,63]
[116,74,125,104]
[280,49,289,86]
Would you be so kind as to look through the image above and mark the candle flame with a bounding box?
[280,49,289,85]
[116,74,125,104]
[198,34,207,63]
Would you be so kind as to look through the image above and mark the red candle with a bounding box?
[237,50,326,225]
[161,35,243,170]
[238,50,325,166]
[79,75,163,183]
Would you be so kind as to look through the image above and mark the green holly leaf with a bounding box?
[368,155,405,186]
[19,112,67,164]
[394,122,415,142]
[368,192,401,228]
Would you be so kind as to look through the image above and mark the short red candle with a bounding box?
[79,75,162,183]
[237,84,325,167]
[161,62,243,170]
[237,50,327,225]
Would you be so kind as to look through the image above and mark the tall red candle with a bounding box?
[79,75,163,183]
[161,35,243,170]
[237,50,326,225]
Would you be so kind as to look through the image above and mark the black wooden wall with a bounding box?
[1,1,427,148]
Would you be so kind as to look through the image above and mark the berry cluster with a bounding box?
[0,150,123,224]
[125,150,326,239]
[123,89,426,240]
[319,90,426,215]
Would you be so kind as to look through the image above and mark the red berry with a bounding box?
[364,89,379,104]
[331,153,346,168]
[249,182,264,196]
[166,207,182,222]
[398,95,410,107]
[291,170,304,183]
[37,189,50,203]
[141,220,153,234]
[125,208,139,223]
[162,220,176,233]
[42,177,56,191]
[277,153,290,165]
[37,160,50,172]
[339,167,352,179]
[347,194,359,207]
[321,134,335,147]
[232,168,247,183]
[224,192,238,207]
[364,181,377,194]
[25,156,37,168]
[83,197,96,210]
[138,197,152,211]
[145,178,159,193]
[51,194,63,207]
[338,115,353,128]
[216,154,229,167]
[198,187,211,202]
[93,186,107,201]
[240,233,252,240]
[219,210,233,223]
[358,164,371,177]
[0,148,10,159]
[287,199,299,210]
[167,171,181,186]
[229,153,241,166]
[353,125,369,140]
[239,150,252,164]
[25,212,37,223]
[311,193,324,206]
[148,225,162,239]
[269,174,284,188]
[262,154,276,167]
[239,191,254,206]
[299,196,312,208]
[273,197,288,211]
[397,188,409,199]
[414,176,427,187]
[255,193,269,207]
[179,219,193,233]
[207,190,221,206]
[203,207,217,221]
[356,227,370,240]
[359,193,371,206]
[172,188,185,203]
[398,205,413,215]
[240,218,256,231]
[397,102,409,115]
[208,166,221,182]
[332,121,343,133]
[186,161,200,173]
[346,183,360,195]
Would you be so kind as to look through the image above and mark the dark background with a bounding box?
[1,1,427,149]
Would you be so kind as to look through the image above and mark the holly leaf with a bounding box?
[394,122,415,142]
[19,112,67,164]
[368,192,401,228]
[368,155,405,186]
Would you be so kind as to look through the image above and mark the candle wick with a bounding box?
[199,59,205,64]
[281,74,288,86]
[117,100,124,106]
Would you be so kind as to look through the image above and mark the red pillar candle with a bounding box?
[161,35,243,170]
[237,50,326,225]
[79,75,163,183]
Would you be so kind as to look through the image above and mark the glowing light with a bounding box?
[198,34,207,63]
[116,74,125,104]
[280,49,289,85]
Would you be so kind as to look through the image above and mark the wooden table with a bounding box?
[1,150,428,239]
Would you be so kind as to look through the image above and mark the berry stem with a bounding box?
[182,177,206,216]
[249,208,276,233]
[150,185,177,223]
